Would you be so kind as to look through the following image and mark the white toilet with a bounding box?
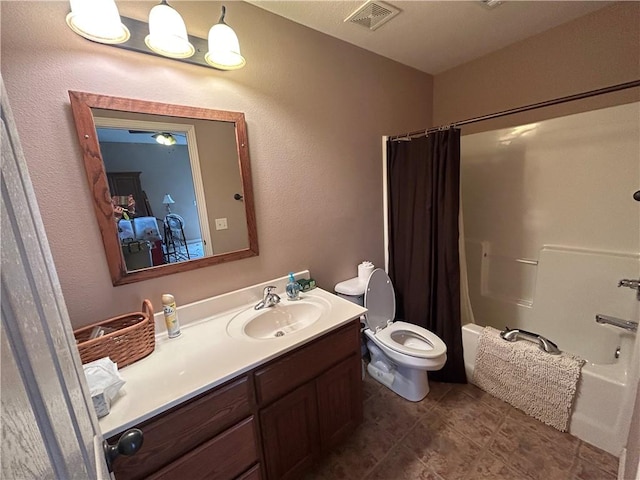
[362,268,447,401]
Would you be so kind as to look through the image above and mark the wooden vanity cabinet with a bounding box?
[108,319,362,480]
[256,321,363,480]
[146,417,258,480]
[109,376,260,480]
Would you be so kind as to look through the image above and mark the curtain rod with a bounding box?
[389,79,640,141]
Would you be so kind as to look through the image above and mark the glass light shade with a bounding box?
[205,23,246,70]
[144,3,195,59]
[153,133,177,146]
[162,194,175,205]
[66,0,130,44]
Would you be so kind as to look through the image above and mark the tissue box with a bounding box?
[83,357,126,418]
[92,391,111,418]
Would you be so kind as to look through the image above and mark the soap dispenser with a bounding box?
[286,272,301,301]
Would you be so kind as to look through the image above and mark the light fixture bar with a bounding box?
[112,16,212,69]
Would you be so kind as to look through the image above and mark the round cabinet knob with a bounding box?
[103,428,143,471]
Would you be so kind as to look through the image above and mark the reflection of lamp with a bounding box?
[144,0,195,59]
[162,194,175,213]
[205,6,246,71]
[153,132,177,146]
[65,0,130,44]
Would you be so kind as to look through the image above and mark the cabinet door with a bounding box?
[316,354,363,451]
[236,464,262,480]
[260,383,319,480]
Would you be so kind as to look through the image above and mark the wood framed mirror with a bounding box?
[69,91,258,286]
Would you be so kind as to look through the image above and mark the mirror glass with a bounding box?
[69,92,258,285]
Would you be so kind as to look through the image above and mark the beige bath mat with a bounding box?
[472,326,585,431]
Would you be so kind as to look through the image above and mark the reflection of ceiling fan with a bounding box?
[128,130,186,146]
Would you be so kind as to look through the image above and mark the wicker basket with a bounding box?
[74,299,155,368]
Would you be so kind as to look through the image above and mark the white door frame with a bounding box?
[1,77,109,479]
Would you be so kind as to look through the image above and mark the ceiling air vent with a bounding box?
[344,1,400,31]
[479,0,504,10]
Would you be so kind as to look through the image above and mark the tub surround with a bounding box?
[461,245,638,457]
[99,271,367,438]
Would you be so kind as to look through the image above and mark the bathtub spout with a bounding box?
[595,314,638,333]
[500,327,561,354]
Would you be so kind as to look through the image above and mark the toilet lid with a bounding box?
[363,268,396,332]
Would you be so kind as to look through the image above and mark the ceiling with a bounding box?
[97,128,188,145]
[246,1,610,74]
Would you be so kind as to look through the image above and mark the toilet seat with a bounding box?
[364,269,447,359]
[376,322,446,358]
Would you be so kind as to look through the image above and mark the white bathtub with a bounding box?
[462,323,634,455]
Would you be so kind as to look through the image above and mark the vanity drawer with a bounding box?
[254,320,359,405]
[110,376,253,480]
[147,416,258,480]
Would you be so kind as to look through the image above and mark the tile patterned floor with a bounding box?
[304,374,619,480]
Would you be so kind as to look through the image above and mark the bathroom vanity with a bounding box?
[101,273,366,480]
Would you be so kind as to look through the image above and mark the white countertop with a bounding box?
[99,272,367,438]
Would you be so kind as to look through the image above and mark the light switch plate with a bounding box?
[215,218,228,230]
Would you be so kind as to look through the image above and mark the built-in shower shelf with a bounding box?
[481,292,533,308]
[483,253,538,265]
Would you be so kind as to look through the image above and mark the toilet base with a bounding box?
[366,341,430,402]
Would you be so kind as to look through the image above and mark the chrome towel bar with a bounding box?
[500,327,561,355]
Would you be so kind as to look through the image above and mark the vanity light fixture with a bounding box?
[65,2,245,71]
[65,0,130,44]
[144,0,195,59]
[153,132,178,146]
[162,194,175,213]
[205,6,246,70]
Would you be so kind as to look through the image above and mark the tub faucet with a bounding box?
[255,286,281,310]
[595,314,638,333]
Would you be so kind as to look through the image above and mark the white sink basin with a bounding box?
[227,296,332,340]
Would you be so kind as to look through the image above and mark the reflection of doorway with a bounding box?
[107,171,153,217]
[95,117,213,257]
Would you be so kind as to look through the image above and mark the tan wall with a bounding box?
[1,1,432,327]
[433,2,640,133]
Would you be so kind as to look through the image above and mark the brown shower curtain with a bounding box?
[387,128,466,383]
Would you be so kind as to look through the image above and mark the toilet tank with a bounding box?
[334,277,366,306]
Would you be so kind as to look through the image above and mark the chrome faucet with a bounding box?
[618,278,640,300]
[595,314,638,333]
[255,286,281,310]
